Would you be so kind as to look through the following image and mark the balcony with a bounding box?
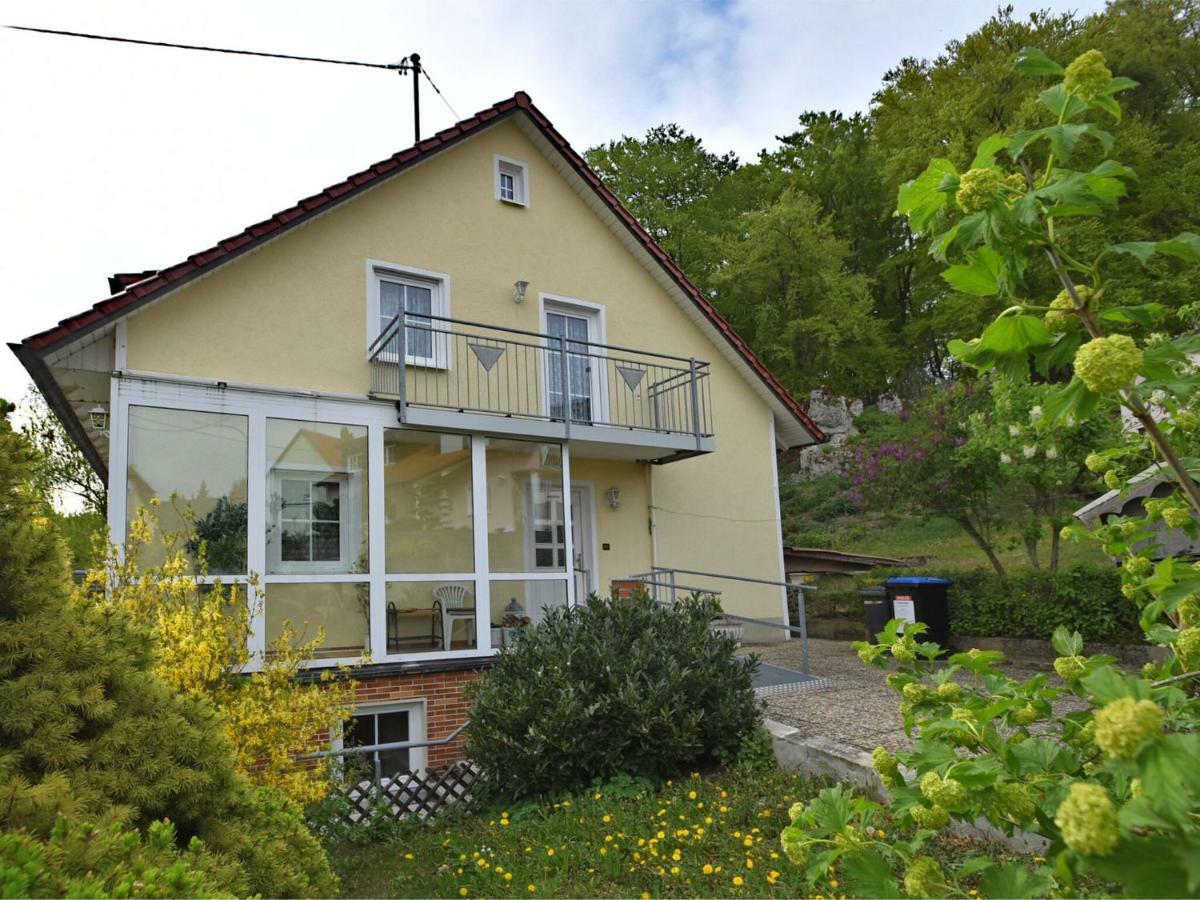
[368,313,714,461]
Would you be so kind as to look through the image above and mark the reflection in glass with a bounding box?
[126,406,248,574]
[489,579,568,648]
[266,419,368,574]
[385,581,476,654]
[266,582,369,660]
[486,439,564,573]
[384,430,473,573]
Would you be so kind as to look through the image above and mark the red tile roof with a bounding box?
[16,91,823,443]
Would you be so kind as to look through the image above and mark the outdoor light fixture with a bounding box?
[88,403,110,434]
[606,486,621,509]
[512,280,529,303]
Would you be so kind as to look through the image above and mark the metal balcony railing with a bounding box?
[368,312,713,444]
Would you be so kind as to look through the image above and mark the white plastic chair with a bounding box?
[433,584,475,651]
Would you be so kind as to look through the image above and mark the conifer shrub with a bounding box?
[0,817,237,899]
[0,401,337,897]
[466,593,760,799]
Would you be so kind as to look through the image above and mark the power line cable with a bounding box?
[420,64,460,119]
[4,24,407,70]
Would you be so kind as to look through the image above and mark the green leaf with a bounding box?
[1012,47,1064,76]
[942,247,1006,296]
[1098,303,1164,327]
[843,851,903,899]
[1051,626,1083,657]
[1090,92,1122,121]
[898,159,957,234]
[1138,733,1200,798]
[1092,159,1137,181]
[1080,666,1151,703]
[1041,377,1098,425]
[1156,232,1200,263]
[1101,75,1139,96]
[979,862,1055,899]
[1039,84,1088,121]
[1110,240,1160,265]
[979,313,1051,354]
[1087,836,1191,898]
[1011,738,1080,776]
[971,133,1010,170]
[1007,130,1043,160]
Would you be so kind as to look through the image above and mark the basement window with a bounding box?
[494,155,529,207]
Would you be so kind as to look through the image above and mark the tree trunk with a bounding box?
[1024,533,1042,570]
[1049,525,1061,572]
[955,515,1007,577]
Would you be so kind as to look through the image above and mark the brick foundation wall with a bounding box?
[352,666,483,768]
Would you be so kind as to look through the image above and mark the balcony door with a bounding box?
[527,484,594,608]
[543,298,605,426]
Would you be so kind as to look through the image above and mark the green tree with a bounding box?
[585,124,742,293]
[18,387,105,516]
[711,188,899,399]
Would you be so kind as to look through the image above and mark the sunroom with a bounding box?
[112,376,592,670]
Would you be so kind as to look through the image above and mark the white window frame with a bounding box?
[493,154,530,207]
[365,259,451,370]
[106,373,577,672]
[335,699,427,776]
[267,466,359,575]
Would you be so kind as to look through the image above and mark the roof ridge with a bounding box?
[16,90,823,443]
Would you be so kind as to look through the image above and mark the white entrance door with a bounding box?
[529,485,594,606]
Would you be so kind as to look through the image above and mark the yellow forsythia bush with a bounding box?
[81,504,355,807]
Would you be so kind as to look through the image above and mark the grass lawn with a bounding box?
[330,766,1024,899]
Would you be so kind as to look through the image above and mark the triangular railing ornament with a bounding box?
[616,365,646,392]
[468,343,505,372]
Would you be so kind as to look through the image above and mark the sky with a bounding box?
[0,0,1108,409]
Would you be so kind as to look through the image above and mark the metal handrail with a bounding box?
[297,721,469,761]
[628,566,813,674]
[371,310,712,367]
[368,310,714,440]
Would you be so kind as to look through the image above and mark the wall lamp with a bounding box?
[606,486,621,509]
[513,280,530,304]
[88,403,110,434]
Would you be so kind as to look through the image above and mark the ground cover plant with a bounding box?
[331,764,1035,899]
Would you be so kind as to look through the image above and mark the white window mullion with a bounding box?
[105,376,128,558]
[246,412,267,668]
[368,424,387,659]
[472,438,491,653]
[561,444,576,608]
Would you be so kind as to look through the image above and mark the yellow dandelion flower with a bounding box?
[500,819,510,827]
[743,836,753,848]
[546,848,555,857]
[605,835,614,843]
[688,790,697,799]
[733,876,745,886]
[404,852,414,860]
[831,879,839,888]
[746,859,754,869]
[600,848,607,856]
[703,864,714,875]
[594,792,602,800]
[641,894,650,900]
[603,814,612,823]
[527,885,536,893]
[705,816,713,825]
[459,890,468,897]
[504,872,513,882]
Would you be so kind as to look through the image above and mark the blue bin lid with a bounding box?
[887,576,952,585]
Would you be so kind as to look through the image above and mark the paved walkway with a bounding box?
[755,638,1085,754]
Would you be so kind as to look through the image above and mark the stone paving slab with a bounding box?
[753,637,1088,754]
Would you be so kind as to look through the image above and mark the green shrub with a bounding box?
[865,563,1138,643]
[0,817,237,899]
[466,593,760,800]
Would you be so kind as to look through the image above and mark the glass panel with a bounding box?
[376,711,411,776]
[490,579,568,648]
[545,312,591,421]
[385,581,476,655]
[266,582,369,660]
[380,280,402,338]
[384,430,473,574]
[126,406,248,574]
[266,419,368,574]
[405,284,434,360]
[486,439,564,573]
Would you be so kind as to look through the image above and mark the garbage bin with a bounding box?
[859,586,891,640]
[886,577,952,649]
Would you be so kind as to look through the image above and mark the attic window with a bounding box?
[494,155,529,207]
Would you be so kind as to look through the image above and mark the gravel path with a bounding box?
[755,638,1088,754]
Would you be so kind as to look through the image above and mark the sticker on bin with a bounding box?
[892,595,916,632]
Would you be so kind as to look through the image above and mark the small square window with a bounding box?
[494,156,528,207]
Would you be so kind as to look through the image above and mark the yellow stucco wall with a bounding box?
[125,117,789,630]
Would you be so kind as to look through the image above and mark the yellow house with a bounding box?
[12,92,824,770]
